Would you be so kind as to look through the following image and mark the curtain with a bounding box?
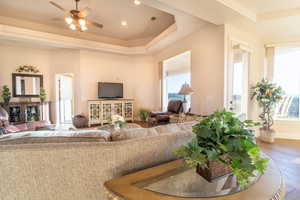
[265,47,275,81]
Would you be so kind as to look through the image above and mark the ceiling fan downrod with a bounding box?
[75,0,80,11]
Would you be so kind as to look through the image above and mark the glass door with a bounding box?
[226,45,250,120]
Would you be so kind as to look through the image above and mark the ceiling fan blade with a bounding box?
[87,20,104,29]
[49,1,69,14]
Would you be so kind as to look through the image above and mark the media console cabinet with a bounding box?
[88,99,134,127]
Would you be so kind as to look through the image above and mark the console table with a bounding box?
[105,158,285,200]
[88,99,134,126]
[0,101,51,124]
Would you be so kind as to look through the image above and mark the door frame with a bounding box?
[55,73,75,124]
[225,39,252,118]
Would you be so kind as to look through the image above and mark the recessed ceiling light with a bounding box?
[121,21,127,26]
[151,17,157,21]
[134,0,141,5]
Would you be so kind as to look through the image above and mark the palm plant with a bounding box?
[139,109,150,122]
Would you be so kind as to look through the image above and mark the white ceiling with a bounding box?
[0,0,175,41]
[238,0,300,14]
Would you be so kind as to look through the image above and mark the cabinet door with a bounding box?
[102,102,112,123]
[113,102,123,116]
[124,102,133,120]
[89,102,101,124]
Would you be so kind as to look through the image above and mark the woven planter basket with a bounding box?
[196,160,232,182]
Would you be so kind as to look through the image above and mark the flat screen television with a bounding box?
[98,82,123,99]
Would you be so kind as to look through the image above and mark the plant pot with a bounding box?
[196,161,232,182]
[259,128,276,143]
[3,97,10,105]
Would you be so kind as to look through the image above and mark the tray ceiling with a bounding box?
[0,0,175,42]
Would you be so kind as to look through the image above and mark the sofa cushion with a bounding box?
[72,130,111,141]
[0,129,112,144]
[154,124,182,134]
[111,128,158,141]
[0,136,107,145]
[177,121,197,132]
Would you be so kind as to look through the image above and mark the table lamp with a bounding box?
[178,83,194,113]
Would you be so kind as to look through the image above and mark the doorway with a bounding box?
[162,51,192,111]
[55,74,74,124]
[226,43,251,120]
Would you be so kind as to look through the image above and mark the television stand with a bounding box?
[88,99,134,127]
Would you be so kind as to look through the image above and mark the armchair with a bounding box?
[150,100,183,124]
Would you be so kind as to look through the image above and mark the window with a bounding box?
[162,51,191,111]
[274,47,300,119]
[167,73,191,102]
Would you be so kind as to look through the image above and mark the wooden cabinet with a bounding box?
[88,99,134,126]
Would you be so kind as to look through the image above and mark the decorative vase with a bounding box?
[114,123,120,131]
[196,160,232,182]
[259,128,276,143]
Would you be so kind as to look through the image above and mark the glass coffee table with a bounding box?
[105,158,285,200]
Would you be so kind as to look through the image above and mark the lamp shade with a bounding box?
[0,106,9,121]
[178,83,194,95]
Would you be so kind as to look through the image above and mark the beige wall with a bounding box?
[79,50,159,116]
[0,44,52,102]
[0,23,263,124]
[0,43,159,122]
[154,24,225,115]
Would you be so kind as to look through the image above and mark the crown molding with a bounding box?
[0,23,178,55]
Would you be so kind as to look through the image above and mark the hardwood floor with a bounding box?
[259,139,300,200]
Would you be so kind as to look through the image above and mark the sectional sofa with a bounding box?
[0,122,195,200]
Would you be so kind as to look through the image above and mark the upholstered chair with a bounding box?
[150,100,183,124]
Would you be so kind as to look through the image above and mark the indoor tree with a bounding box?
[251,79,284,130]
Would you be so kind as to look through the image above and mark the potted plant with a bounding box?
[39,88,47,103]
[138,109,150,122]
[1,85,11,105]
[175,110,269,187]
[251,79,284,143]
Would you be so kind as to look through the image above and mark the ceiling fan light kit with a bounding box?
[50,0,144,32]
[50,0,103,32]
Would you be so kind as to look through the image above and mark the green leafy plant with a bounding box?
[251,79,284,130]
[39,88,47,102]
[1,85,11,104]
[16,65,40,73]
[139,109,151,122]
[175,110,268,187]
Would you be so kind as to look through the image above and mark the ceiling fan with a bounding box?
[49,0,103,31]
